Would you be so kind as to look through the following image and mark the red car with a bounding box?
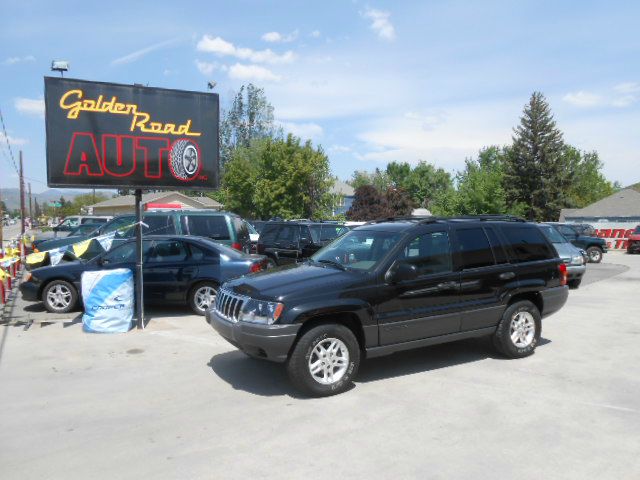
[628,225,640,254]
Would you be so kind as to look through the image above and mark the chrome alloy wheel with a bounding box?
[308,337,350,385]
[195,285,217,312]
[46,284,72,311]
[510,311,536,348]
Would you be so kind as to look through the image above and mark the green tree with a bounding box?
[562,147,615,208]
[405,161,454,208]
[222,135,333,219]
[454,146,512,215]
[505,92,570,221]
[385,187,415,216]
[220,84,279,167]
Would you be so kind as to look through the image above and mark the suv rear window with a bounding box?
[185,215,230,240]
[259,224,280,244]
[501,225,553,263]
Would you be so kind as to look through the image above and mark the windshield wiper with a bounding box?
[315,259,346,270]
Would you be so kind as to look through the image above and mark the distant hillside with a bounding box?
[0,188,86,211]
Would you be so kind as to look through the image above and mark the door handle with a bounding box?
[499,271,516,280]
[437,281,458,291]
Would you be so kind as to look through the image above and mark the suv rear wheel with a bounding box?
[493,300,541,358]
[287,323,360,397]
[586,246,603,263]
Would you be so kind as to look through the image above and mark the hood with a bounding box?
[628,233,640,241]
[224,262,359,301]
[552,241,582,261]
[31,260,87,277]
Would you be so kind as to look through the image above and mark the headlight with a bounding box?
[571,255,584,265]
[239,299,284,325]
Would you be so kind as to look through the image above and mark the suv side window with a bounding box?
[559,225,577,239]
[275,224,300,245]
[259,224,280,244]
[308,225,321,243]
[142,215,176,235]
[399,231,452,276]
[455,227,495,269]
[501,225,554,263]
[103,240,153,263]
[320,225,348,242]
[484,227,509,264]
[185,215,229,240]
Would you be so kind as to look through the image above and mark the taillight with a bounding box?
[558,263,568,286]
[231,242,242,251]
[249,262,262,273]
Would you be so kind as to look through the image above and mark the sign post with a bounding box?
[44,77,219,329]
[135,189,144,328]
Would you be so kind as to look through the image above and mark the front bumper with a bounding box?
[19,281,40,302]
[627,241,640,254]
[206,309,300,363]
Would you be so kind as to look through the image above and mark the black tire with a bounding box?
[170,140,200,180]
[493,300,541,358]
[287,323,361,397]
[188,282,218,316]
[586,246,603,263]
[568,278,582,289]
[42,280,78,314]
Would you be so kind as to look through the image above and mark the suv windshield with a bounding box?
[310,229,403,271]
[540,225,567,243]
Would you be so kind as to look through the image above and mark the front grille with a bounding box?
[214,289,248,323]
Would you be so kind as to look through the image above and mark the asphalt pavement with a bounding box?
[0,253,639,479]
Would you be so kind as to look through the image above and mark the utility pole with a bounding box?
[19,151,26,238]
[28,182,33,224]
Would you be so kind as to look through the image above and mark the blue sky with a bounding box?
[2,0,640,193]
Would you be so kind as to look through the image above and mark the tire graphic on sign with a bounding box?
[170,139,200,181]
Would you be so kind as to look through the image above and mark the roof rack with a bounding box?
[365,215,439,225]
[448,214,527,222]
[364,214,527,225]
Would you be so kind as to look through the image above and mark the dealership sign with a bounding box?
[44,77,219,189]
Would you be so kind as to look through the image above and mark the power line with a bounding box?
[0,106,20,174]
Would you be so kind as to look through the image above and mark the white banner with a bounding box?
[49,247,66,266]
[96,232,116,252]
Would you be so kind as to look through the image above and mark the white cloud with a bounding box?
[563,85,640,108]
[279,121,323,140]
[310,30,321,38]
[111,38,180,65]
[362,8,396,41]
[228,63,281,82]
[614,82,640,94]
[562,91,603,108]
[14,97,45,117]
[0,132,28,146]
[195,60,216,75]
[329,145,352,153]
[196,35,295,64]
[262,30,298,43]
[3,55,35,65]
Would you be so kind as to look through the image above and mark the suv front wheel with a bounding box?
[586,246,603,263]
[493,300,541,358]
[287,323,360,397]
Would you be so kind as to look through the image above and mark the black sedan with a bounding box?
[20,235,268,315]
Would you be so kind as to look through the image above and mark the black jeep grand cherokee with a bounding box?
[207,216,569,397]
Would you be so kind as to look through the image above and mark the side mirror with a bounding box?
[386,262,418,284]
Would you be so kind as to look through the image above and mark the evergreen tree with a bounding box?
[505,92,569,221]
